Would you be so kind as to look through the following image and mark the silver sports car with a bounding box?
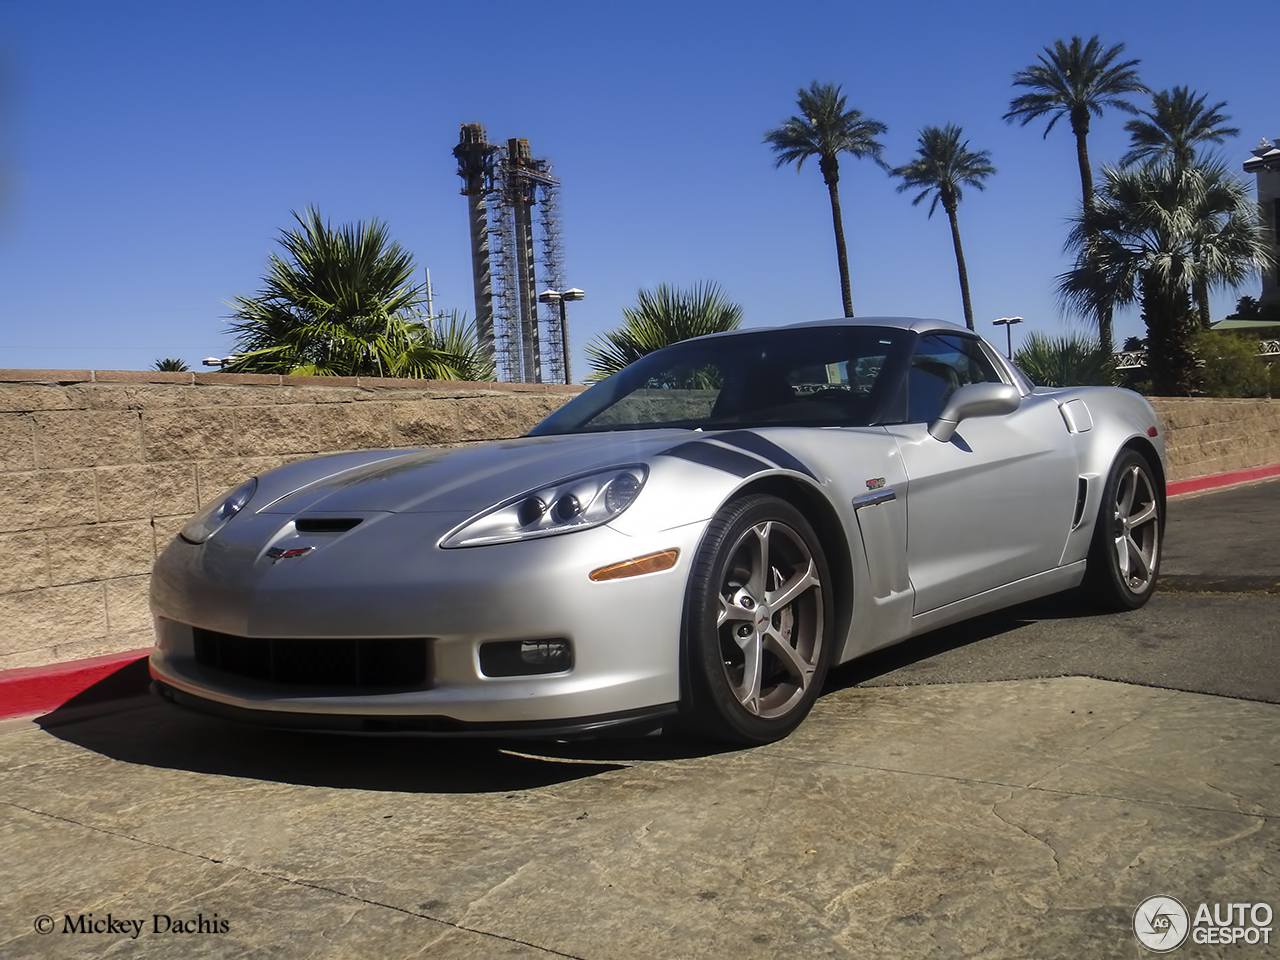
[149,317,1165,744]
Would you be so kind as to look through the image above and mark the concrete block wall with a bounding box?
[0,374,1276,671]
[1150,398,1280,482]
[0,371,581,671]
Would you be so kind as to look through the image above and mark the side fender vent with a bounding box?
[1072,478,1089,529]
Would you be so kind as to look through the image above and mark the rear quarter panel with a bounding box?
[1038,386,1166,567]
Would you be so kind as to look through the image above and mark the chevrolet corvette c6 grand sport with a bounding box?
[149,317,1165,744]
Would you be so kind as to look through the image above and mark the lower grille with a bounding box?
[193,629,430,690]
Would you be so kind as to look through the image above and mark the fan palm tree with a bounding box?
[765,81,888,317]
[226,209,486,379]
[398,310,496,382]
[1120,86,1239,328]
[1014,331,1115,387]
[153,358,189,372]
[1058,161,1273,395]
[585,282,742,381]
[1004,35,1148,352]
[892,124,996,330]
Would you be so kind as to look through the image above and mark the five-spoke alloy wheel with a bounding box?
[1086,449,1163,610]
[684,495,833,744]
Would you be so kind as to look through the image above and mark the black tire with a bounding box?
[1084,449,1163,610]
[682,495,834,745]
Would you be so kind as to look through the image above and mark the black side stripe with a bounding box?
[660,441,772,478]
[712,431,818,480]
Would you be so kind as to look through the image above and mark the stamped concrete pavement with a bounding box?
[1,481,1276,959]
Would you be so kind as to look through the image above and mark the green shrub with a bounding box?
[1193,331,1270,398]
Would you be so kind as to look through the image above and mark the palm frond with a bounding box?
[584,283,742,381]
[1004,35,1147,133]
[1120,86,1238,170]
[1014,331,1116,387]
[892,124,995,218]
[223,209,487,380]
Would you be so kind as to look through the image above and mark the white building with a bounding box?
[1244,138,1280,310]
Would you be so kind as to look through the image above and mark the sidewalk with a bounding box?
[1,674,1275,958]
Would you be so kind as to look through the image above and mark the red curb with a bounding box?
[0,649,151,720]
[1167,463,1280,498]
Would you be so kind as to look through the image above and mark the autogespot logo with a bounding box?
[1134,896,1190,952]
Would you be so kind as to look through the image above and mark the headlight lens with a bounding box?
[179,477,258,544]
[441,465,648,548]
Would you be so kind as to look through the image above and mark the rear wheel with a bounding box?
[1085,449,1162,610]
[683,495,833,744]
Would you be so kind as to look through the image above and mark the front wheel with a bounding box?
[1084,449,1163,610]
[682,495,833,745]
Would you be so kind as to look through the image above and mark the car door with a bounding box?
[886,334,1078,614]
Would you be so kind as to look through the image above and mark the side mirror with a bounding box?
[929,382,1022,442]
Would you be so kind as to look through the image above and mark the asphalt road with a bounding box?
[834,477,1280,704]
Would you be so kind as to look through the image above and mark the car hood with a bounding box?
[256,430,695,517]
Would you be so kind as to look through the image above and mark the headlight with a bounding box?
[179,478,258,544]
[441,465,648,548]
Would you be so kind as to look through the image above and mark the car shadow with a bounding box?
[34,590,1105,788]
[36,688,639,794]
[825,590,1112,691]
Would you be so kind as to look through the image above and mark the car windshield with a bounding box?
[530,325,915,435]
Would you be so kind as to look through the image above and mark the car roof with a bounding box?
[690,316,977,342]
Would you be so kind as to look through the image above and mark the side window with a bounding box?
[906,335,1003,422]
[711,335,896,426]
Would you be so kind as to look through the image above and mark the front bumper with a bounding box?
[148,515,708,727]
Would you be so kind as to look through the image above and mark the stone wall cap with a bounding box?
[0,369,587,395]
[93,370,196,384]
[0,369,94,383]
[1151,397,1277,404]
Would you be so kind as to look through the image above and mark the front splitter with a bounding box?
[152,681,679,740]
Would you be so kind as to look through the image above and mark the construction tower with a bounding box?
[454,126,566,382]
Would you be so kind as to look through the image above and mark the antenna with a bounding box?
[425,267,434,329]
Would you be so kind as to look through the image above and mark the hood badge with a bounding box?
[267,546,314,563]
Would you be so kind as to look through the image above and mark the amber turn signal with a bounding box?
[589,549,680,582]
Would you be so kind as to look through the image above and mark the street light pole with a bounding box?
[538,287,585,384]
[992,317,1024,359]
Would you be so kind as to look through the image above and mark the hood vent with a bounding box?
[294,517,363,534]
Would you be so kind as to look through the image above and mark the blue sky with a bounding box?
[0,0,1274,377]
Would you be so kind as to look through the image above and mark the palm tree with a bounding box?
[1121,86,1238,171]
[892,124,996,330]
[1229,295,1263,319]
[153,358,189,372]
[1120,86,1239,328]
[584,282,742,381]
[398,310,496,382]
[1004,35,1148,351]
[1058,162,1274,395]
[1014,331,1115,386]
[765,81,888,317]
[226,209,487,379]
